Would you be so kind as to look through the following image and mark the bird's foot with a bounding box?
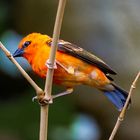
[46,59,57,69]
[32,88,73,105]
[32,95,53,106]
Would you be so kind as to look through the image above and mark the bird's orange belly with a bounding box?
[53,66,86,87]
[53,64,110,88]
[31,52,110,88]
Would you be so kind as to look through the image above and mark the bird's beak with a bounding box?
[13,48,24,57]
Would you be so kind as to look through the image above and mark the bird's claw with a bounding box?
[32,96,38,102]
[39,97,53,106]
[32,96,53,106]
[46,59,57,69]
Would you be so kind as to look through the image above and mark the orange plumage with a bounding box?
[13,33,130,110]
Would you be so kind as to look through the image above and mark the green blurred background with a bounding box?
[0,0,140,140]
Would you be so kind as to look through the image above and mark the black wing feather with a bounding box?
[48,41,117,75]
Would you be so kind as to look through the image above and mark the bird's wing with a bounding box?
[47,40,117,75]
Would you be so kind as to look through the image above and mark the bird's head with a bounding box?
[13,33,51,60]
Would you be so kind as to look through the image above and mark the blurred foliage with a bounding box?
[0,0,140,140]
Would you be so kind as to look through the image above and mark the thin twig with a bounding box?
[0,42,44,100]
[109,71,140,140]
[39,1,67,140]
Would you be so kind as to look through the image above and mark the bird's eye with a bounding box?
[22,41,31,48]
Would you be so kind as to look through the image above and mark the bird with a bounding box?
[13,33,130,111]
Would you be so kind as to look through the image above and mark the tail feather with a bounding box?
[104,83,131,111]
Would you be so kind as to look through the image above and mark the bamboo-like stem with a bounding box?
[109,71,140,140]
[0,42,44,99]
[39,1,66,140]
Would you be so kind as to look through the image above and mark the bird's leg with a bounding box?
[52,88,73,99]
[41,88,73,105]
[32,88,73,105]
[56,60,75,74]
[46,59,75,74]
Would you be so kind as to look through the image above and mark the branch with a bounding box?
[109,71,140,140]
[0,42,44,100]
[44,0,66,99]
[39,0,67,140]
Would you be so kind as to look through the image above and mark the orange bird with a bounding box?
[13,33,130,111]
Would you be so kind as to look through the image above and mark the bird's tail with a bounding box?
[104,83,131,111]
